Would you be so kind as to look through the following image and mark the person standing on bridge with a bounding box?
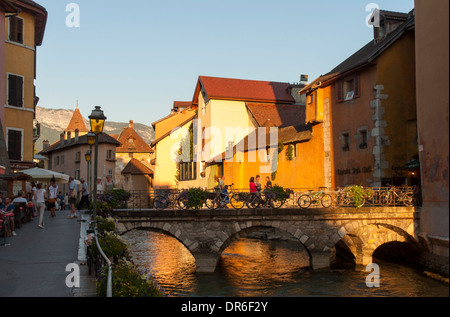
[249,177,258,193]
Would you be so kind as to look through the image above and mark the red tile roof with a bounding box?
[246,103,306,128]
[65,107,89,133]
[193,76,295,105]
[122,158,154,175]
[116,123,153,153]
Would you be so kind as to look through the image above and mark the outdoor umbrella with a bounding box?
[21,167,70,183]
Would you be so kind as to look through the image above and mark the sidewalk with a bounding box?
[0,209,97,297]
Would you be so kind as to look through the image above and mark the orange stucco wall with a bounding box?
[329,66,378,187]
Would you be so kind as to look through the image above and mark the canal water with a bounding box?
[123,230,449,297]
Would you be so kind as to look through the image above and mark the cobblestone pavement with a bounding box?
[0,209,96,297]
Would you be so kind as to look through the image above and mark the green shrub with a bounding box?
[344,185,374,209]
[96,259,166,297]
[96,216,116,232]
[90,231,129,263]
[179,188,207,211]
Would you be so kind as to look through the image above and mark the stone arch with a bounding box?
[332,220,420,266]
[117,221,197,259]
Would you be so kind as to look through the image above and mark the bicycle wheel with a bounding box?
[298,195,311,209]
[402,193,414,207]
[205,196,218,210]
[154,196,169,210]
[379,191,391,206]
[246,193,260,209]
[177,196,189,210]
[270,198,285,209]
[230,193,245,209]
[321,194,333,208]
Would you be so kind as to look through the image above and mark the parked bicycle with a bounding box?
[298,189,332,209]
[379,186,414,207]
[154,190,178,210]
[205,184,246,210]
[246,187,287,210]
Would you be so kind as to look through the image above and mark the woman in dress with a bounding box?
[34,183,47,229]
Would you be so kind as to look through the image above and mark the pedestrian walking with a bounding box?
[48,178,58,218]
[64,193,69,210]
[68,177,77,219]
[97,177,104,195]
[77,179,89,212]
[34,183,47,229]
[105,175,114,192]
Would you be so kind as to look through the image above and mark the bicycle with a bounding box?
[246,188,286,210]
[298,189,332,209]
[205,184,245,210]
[154,190,177,210]
[379,186,414,207]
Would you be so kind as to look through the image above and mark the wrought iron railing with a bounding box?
[120,186,419,211]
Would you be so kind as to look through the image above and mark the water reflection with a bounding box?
[123,230,449,297]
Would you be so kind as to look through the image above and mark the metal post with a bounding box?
[93,135,99,219]
[89,145,93,204]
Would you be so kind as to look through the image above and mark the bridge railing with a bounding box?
[121,186,419,211]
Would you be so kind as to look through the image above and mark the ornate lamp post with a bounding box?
[85,150,92,204]
[89,107,107,219]
[87,132,96,203]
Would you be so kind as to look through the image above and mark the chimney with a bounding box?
[43,140,50,151]
[129,120,134,129]
[75,129,79,142]
[67,131,71,142]
[371,9,408,43]
[300,74,309,84]
[60,133,65,146]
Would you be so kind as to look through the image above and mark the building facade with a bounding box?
[3,0,47,172]
[114,120,154,191]
[151,103,197,189]
[39,108,121,192]
[415,0,449,276]
[300,10,418,189]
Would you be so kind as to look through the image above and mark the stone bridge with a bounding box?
[111,207,420,273]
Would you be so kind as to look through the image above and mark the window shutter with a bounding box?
[16,76,23,106]
[354,75,361,98]
[8,130,22,161]
[9,17,16,42]
[17,18,24,43]
[8,75,23,107]
[336,81,344,102]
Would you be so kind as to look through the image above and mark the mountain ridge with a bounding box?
[35,107,155,152]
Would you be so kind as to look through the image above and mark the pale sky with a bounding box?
[35,0,414,126]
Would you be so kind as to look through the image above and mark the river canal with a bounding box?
[123,230,448,297]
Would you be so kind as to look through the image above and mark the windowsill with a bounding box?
[5,39,36,51]
[5,105,35,113]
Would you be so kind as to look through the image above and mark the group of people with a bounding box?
[0,190,30,236]
[0,175,114,236]
[249,175,273,193]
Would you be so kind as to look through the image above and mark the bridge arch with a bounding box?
[331,220,420,266]
[113,207,418,273]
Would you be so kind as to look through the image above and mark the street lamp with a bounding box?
[85,150,91,204]
[89,106,107,219]
[87,132,95,203]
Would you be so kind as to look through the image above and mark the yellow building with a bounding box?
[3,0,47,171]
[185,76,305,189]
[151,102,197,189]
[115,120,154,191]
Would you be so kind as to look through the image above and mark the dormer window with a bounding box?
[336,75,360,103]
